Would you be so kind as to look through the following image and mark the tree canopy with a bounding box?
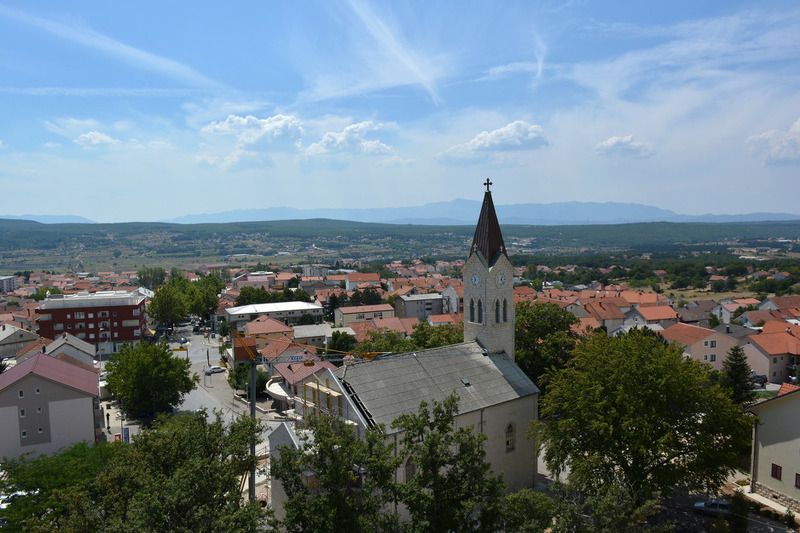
[271,414,400,533]
[392,392,506,532]
[0,412,270,532]
[514,301,581,394]
[147,282,188,327]
[105,342,198,417]
[536,329,753,505]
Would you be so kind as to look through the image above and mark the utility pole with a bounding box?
[249,358,256,501]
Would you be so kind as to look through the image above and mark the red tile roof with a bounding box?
[660,323,713,345]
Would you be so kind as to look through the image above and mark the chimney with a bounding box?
[726,326,730,333]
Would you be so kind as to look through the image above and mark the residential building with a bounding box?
[334,304,395,327]
[741,331,800,384]
[659,323,738,371]
[0,352,99,460]
[0,325,39,359]
[226,301,324,330]
[624,305,678,329]
[35,291,146,355]
[747,386,800,512]
[0,275,18,294]
[394,293,444,320]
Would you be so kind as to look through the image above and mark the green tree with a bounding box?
[409,321,463,350]
[498,488,556,533]
[727,490,749,533]
[218,320,231,339]
[296,313,316,325]
[271,413,400,533]
[105,342,198,417]
[30,286,62,301]
[228,363,269,394]
[392,392,506,533]
[326,330,357,356]
[361,288,383,305]
[709,313,722,329]
[514,302,580,395]
[720,345,757,405]
[136,266,166,290]
[147,283,188,327]
[1,413,269,532]
[536,329,752,505]
[355,329,415,355]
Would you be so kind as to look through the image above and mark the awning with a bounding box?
[266,378,292,401]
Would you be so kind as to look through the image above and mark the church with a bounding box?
[269,183,540,515]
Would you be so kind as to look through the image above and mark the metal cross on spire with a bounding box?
[484,178,492,192]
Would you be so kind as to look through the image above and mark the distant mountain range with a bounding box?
[162,200,800,226]
[3,200,800,226]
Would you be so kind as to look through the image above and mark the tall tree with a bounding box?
[514,301,580,394]
[325,330,357,356]
[147,283,188,327]
[392,392,506,533]
[720,345,757,405]
[271,414,400,533]
[136,267,167,290]
[536,329,753,505]
[105,342,198,417]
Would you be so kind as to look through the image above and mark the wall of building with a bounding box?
[752,396,800,511]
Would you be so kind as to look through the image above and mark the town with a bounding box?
[1,188,799,531]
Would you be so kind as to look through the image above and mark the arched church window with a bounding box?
[478,300,483,323]
[495,300,500,324]
[405,456,416,482]
[505,423,516,452]
[469,299,475,322]
[503,299,508,323]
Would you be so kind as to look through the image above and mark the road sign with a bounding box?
[172,347,187,352]
[123,427,130,443]
[114,433,121,442]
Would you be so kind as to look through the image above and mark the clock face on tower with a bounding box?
[471,273,481,286]
[496,273,506,286]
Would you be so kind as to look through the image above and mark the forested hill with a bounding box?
[1,218,799,272]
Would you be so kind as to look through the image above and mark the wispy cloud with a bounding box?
[595,135,655,158]
[0,140,6,149]
[0,87,205,97]
[746,118,800,165]
[306,121,392,156]
[0,5,225,90]
[300,1,444,103]
[436,121,549,164]
[44,117,103,138]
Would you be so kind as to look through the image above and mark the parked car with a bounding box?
[693,499,731,517]
[749,372,768,386]
[205,365,225,375]
[180,337,188,345]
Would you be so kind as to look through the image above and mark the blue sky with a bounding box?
[0,1,798,222]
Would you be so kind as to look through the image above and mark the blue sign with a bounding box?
[123,427,130,443]
[289,356,302,361]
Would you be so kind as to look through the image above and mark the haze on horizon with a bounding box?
[0,1,798,223]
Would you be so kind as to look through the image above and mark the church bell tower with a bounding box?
[463,180,515,358]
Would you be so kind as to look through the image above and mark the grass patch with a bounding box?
[754,390,778,400]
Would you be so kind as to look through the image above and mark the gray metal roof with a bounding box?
[335,341,538,431]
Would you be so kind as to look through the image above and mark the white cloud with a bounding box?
[0,140,5,149]
[201,114,304,147]
[73,131,120,148]
[595,135,655,158]
[306,121,392,156]
[746,118,800,165]
[436,121,549,164]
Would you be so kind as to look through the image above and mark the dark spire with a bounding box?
[470,180,507,264]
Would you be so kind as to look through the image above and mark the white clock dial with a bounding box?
[496,273,506,286]
[471,273,481,286]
